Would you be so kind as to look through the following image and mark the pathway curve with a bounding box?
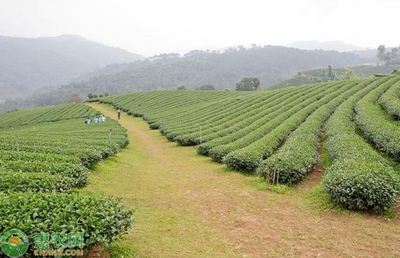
[86,103,400,258]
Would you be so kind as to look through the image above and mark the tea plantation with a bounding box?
[94,74,400,211]
[0,103,134,256]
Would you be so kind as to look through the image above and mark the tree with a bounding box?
[87,93,93,99]
[376,45,397,66]
[177,86,187,90]
[328,65,335,80]
[377,45,386,65]
[196,84,215,90]
[390,48,399,64]
[236,77,260,91]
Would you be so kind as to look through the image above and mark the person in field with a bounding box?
[102,115,106,122]
[117,109,121,120]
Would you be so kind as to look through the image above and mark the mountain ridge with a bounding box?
[0,34,144,100]
[287,40,371,52]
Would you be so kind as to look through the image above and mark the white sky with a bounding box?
[0,0,398,56]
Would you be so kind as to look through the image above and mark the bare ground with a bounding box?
[295,133,325,193]
[86,103,400,258]
[83,246,110,258]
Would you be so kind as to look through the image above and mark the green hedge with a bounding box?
[0,103,97,129]
[324,160,400,210]
[193,85,315,146]
[0,192,134,254]
[379,80,400,118]
[173,89,296,145]
[324,76,400,210]
[0,160,88,188]
[223,82,348,171]
[0,172,73,193]
[355,77,400,160]
[196,83,333,156]
[257,79,365,184]
[206,82,342,163]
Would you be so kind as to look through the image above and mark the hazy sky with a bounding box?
[0,0,398,56]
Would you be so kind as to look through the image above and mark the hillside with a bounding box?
[91,74,400,211]
[270,65,400,89]
[0,45,365,113]
[2,79,400,256]
[57,46,363,92]
[0,35,144,100]
[270,67,348,89]
[288,41,377,64]
[351,64,400,77]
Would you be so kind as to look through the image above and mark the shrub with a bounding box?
[324,160,400,210]
[224,81,349,171]
[257,80,364,184]
[0,192,134,254]
[355,77,400,160]
[379,80,400,118]
[0,161,89,188]
[323,75,400,210]
[0,172,73,193]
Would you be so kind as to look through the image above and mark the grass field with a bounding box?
[85,103,400,258]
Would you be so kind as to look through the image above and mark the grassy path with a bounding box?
[86,103,400,258]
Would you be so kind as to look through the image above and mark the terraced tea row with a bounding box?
[196,83,333,155]
[94,90,247,119]
[355,77,400,160]
[257,78,373,184]
[172,86,314,145]
[98,82,342,169]
[219,82,349,171]
[0,103,133,255]
[157,88,292,132]
[94,76,400,210]
[324,76,400,210]
[0,103,98,129]
[379,80,400,119]
[0,118,128,189]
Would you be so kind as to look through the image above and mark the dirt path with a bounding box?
[295,133,325,193]
[86,103,400,258]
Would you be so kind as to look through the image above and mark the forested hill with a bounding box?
[63,46,362,93]
[0,35,144,100]
[1,45,363,113]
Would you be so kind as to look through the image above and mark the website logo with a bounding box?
[1,229,29,258]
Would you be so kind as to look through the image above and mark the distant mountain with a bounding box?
[0,35,144,100]
[288,40,368,52]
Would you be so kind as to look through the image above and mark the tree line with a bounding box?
[377,45,400,66]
